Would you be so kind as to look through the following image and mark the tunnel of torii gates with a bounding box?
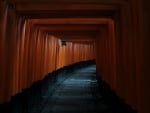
[0,0,150,113]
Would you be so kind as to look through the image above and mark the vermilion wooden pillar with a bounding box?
[129,0,150,113]
[0,0,8,103]
[95,20,116,91]
[115,4,137,109]
[0,1,18,102]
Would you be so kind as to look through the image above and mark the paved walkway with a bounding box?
[40,65,109,113]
